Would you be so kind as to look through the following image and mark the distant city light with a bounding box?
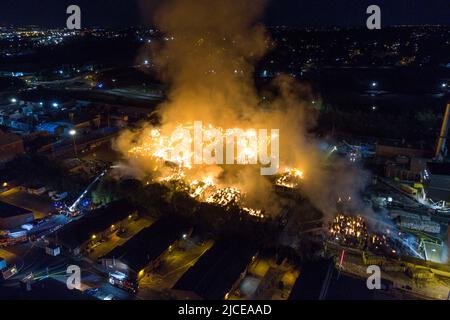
[69,129,77,136]
[371,82,378,87]
[52,102,59,108]
[10,98,17,103]
[372,106,377,111]
[442,83,448,88]
[39,102,43,106]
[144,60,149,65]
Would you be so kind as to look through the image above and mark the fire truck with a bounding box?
[108,271,138,294]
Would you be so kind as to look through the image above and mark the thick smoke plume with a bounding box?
[114,0,370,218]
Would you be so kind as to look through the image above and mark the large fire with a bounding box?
[128,122,279,169]
[275,168,303,189]
[330,214,368,248]
[127,123,304,218]
[329,213,420,258]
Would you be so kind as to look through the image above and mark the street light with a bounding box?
[371,81,377,88]
[10,98,17,103]
[69,129,78,157]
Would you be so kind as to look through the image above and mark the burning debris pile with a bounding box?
[275,168,304,189]
[368,234,389,251]
[126,123,306,218]
[185,177,265,218]
[330,214,368,248]
[329,213,421,258]
[128,123,279,170]
[205,187,241,206]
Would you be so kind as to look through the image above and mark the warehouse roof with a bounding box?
[0,201,32,218]
[102,217,189,274]
[0,132,22,146]
[56,199,135,249]
[173,238,257,300]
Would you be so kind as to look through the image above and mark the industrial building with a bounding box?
[54,199,137,255]
[171,238,258,300]
[0,132,24,164]
[376,143,429,159]
[422,102,450,204]
[425,162,450,203]
[0,201,34,229]
[419,240,444,263]
[100,217,190,281]
[390,210,441,234]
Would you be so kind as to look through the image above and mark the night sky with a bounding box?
[0,0,448,28]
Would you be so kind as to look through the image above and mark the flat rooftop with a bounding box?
[173,238,258,300]
[102,217,190,273]
[422,241,444,263]
[0,132,22,146]
[0,200,32,218]
[56,199,135,248]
